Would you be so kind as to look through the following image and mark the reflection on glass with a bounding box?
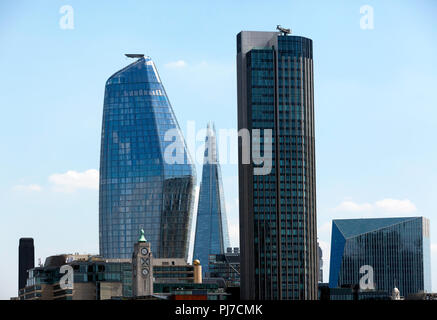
[99,56,196,260]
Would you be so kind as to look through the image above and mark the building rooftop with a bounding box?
[333,217,422,239]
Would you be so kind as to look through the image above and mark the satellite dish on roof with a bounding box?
[276,25,291,35]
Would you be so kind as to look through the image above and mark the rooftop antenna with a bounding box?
[276,25,291,35]
[125,54,145,59]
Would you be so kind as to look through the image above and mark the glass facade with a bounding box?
[329,217,432,297]
[21,257,133,300]
[193,123,230,274]
[208,250,241,288]
[154,265,194,283]
[71,261,133,297]
[237,31,317,300]
[318,284,392,301]
[99,56,196,260]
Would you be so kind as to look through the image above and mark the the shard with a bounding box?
[193,122,230,274]
[99,55,196,260]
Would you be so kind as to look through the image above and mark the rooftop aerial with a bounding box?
[276,25,291,35]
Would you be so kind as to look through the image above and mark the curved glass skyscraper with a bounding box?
[193,123,230,274]
[99,55,196,260]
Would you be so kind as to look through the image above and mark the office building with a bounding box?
[208,247,240,288]
[153,258,228,300]
[153,258,195,284]
[99,54,196,260]
[19,254,132,300]
[237,29,318,299]
[19,247,223,300]
[318,283,391,301]
[329,217,432,297]
[193,122,230,274]
[18,238,34,292]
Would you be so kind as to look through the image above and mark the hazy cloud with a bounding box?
[12,184,42,192]
[49,169,99,192]
[318,221,332,235]
[318,240,331,283]
[374,198,417,213]
[431,243,437,255]
[334,201,373,212]
[333,198,417,215]
[228,218,239,248]
[225,197,239,214]
[226,197,239,247]
[165,60,187,68]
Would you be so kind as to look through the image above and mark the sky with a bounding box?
[0,0,436,299]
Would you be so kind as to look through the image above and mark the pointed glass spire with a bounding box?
[193,122,230,275]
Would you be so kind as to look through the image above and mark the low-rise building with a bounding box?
[207,248,240,288]
[19,254,132,300]
[19,250,227,300]
[153,258,194,284]
[318,283,392,300]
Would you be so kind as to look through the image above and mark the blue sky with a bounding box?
[0,0,436,299]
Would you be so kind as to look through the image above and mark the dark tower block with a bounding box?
[237,30,317,300]
[18,238,34,291]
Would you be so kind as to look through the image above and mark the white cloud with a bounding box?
[12,184,42,192]
[318,240,330,253]
[318,240,330,262]
[48,169,98,192]
[318,221,332,235]
[333,201,373,212]
[198,60,208,67]
[165,60,187,68]
[228,219,239,248]
[431,243,437,255]
[318,240,331,283]
[225,197,239,214]
[332,198,417,216]
[374,198,417,213]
